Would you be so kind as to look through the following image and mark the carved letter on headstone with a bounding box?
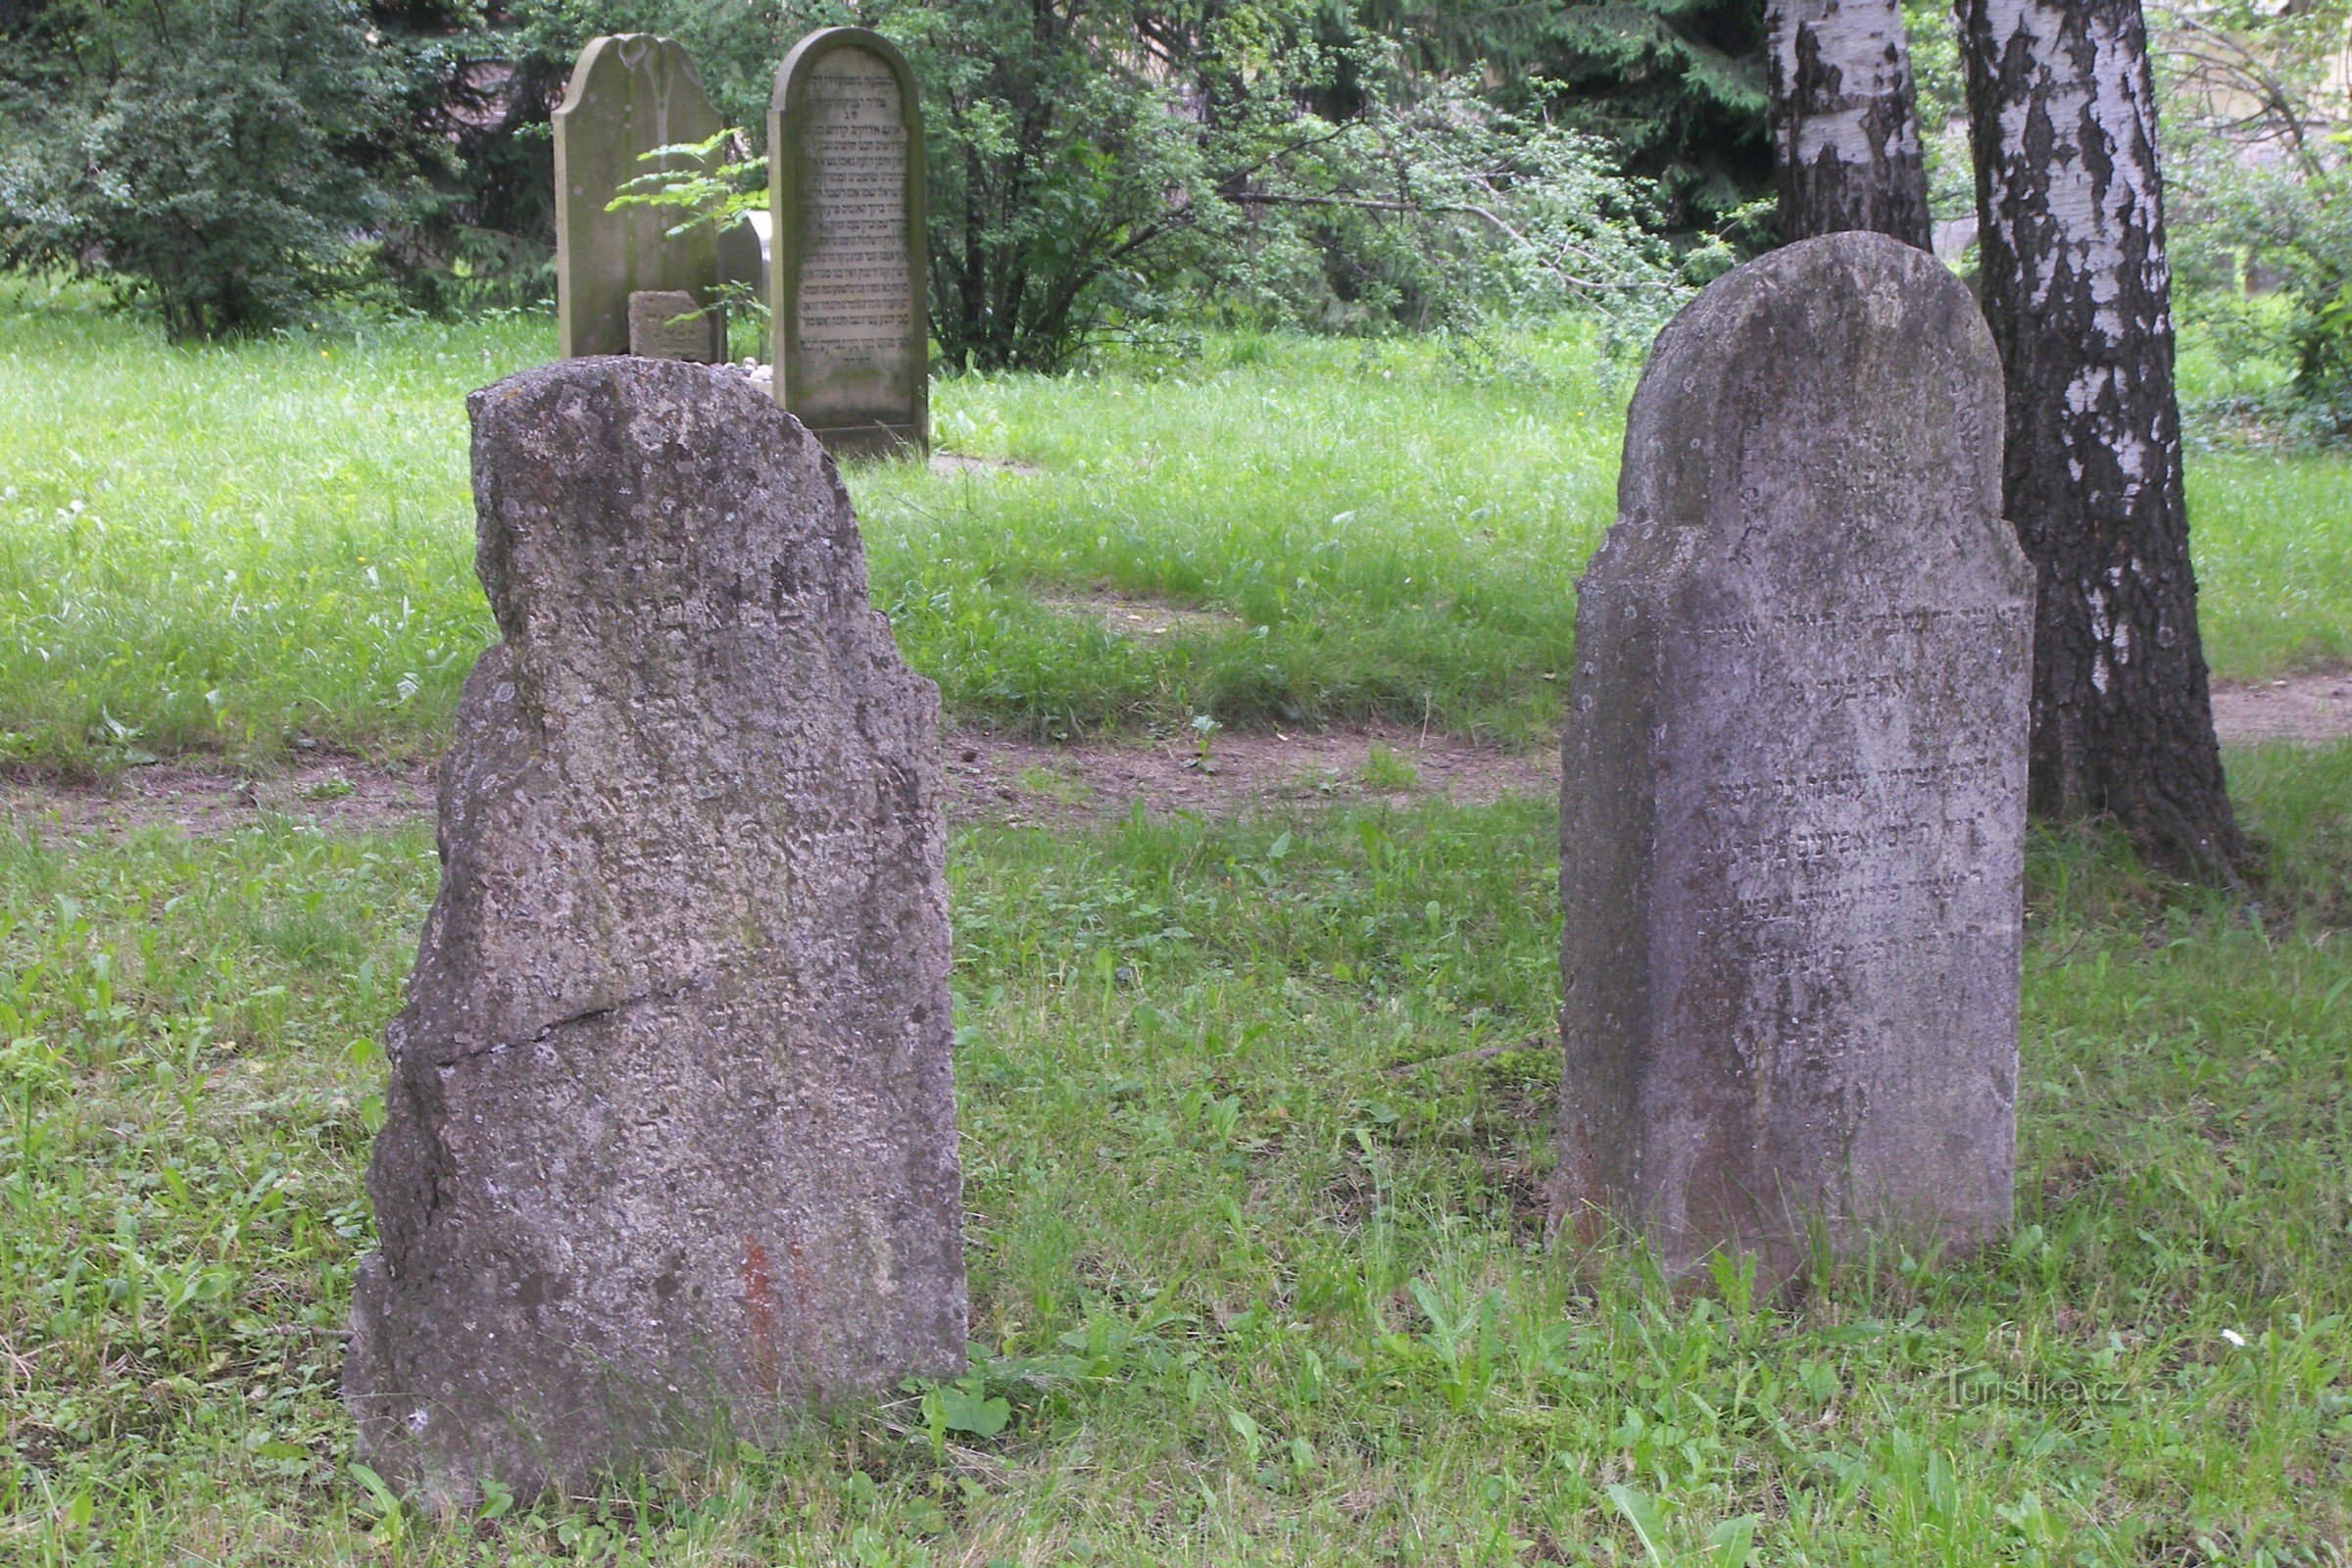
[554,35,724,359]
[1551,232,2033,1286]
[769,27,928,458]
[344,360,966,1504]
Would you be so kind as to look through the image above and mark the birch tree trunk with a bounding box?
[1767,0,1933,246]
[1959,0,2242,870]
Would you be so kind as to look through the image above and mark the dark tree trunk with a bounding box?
[1959,0,2242,871]
[1767,0,1933,247]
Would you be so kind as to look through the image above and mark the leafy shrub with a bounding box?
[2155,2,2352,439]
[867,0,1364,371]
[1222,77,1704,351]
[0,0,429,338]
[1356,0,1772,232]
[2168,137,2352,439]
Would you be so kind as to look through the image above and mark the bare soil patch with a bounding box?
[1,725,1555,841]
[9,672,2336,843]
[2210,669,2352,747]
[948,721,1554,830]
[1038,591,1248,645]
[3,756,437,840]
[928,452,1041,478]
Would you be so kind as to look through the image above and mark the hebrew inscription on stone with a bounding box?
[1551,232,2034,1286]
[770,29,928,457]
[799,54,909,398]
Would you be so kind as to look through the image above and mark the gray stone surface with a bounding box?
[345,358,965,1504]
[627,289,722,362]
[1551,232,2033,1286]
[718,212,770,298]
[555,35,723,359]
[769,28,928,458]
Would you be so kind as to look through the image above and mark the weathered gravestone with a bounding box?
[1551,231,2033,1286]
[345,359,966,1503]
[769,27,928,457]
[555,35,725,360]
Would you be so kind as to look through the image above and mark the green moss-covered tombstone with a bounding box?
[769,28,928,458]
[554,35,724,361]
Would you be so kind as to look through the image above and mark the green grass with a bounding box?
[2187,452,2352,675]
[5,293,2344,774]
[3,288,2349,1561]
[4,742,2349,1564]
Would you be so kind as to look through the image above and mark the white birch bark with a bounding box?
[1767,0,1933,246]
[1960,0,2240,867]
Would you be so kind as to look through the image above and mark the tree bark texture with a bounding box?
[1959,0,2242,869]
[1767,0,1933,247]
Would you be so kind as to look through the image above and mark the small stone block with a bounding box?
[627,289,722,361]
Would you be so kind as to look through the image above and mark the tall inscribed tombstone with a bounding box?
[555,35,725,361]
[1551,232,2033,1286]
[770,28,928,457]
[344,359,966,1503]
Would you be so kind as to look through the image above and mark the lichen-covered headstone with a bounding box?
[345,359,966,1504]
[769,27,927,458]
[555,35,724,359]
[1551,232,2033,1285]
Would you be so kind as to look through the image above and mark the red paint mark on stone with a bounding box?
[742,1237,779,1393]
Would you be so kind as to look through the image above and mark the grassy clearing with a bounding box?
[4,287,2348,1560]
[4,293,2346,774]
[3,740,2347,1564]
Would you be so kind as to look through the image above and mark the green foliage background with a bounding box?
[0,0,1778,352]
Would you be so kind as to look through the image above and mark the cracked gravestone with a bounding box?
[555,35,725,360]
[769,27,928,457]
[344,358,966,1504]
[1551,232,2034,1286]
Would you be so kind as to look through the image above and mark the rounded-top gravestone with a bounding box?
[1552,231,2034,1286]
[554,35,725,361]
[768,27,928,458]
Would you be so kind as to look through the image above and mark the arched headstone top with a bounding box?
[768,26,929,459]
[771,25,922,124]
[1599,232,2023,610]
[553,34,724,360]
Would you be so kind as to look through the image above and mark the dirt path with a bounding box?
[0,723,1557,840]
[4,673,2340,842]
[2209,669,2352,747]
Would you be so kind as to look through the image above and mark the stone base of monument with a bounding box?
[627,289,724,363]
[344,358,965,1505]
[1550,232,2033,1291]
[805,419,927,462]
